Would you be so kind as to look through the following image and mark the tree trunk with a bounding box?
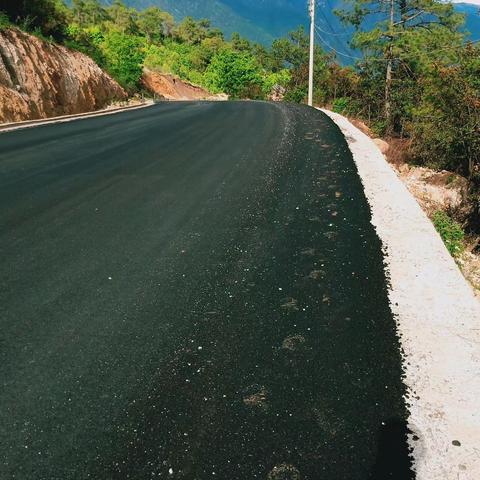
[385,53,392,125]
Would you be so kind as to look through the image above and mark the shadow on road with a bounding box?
[369,418,414,480]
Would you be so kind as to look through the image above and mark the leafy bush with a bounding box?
[332,97,351,114]
[1,0,68,40]
[284,86,307,103]
[0,11,10,30]
[432,211,465,257]
[371,119,388,137]
[262,69,291,96]
[65,25,106,67]
[409,49,480,178]
[100,32,146,91]
[205,50,264,99]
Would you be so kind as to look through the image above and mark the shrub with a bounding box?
[204,49,264,99]
[1,0,68,40]
[262,69,291,96]
[332,97,351,114]
[432,210,465,257]
[0,11,10,30]
[100,32,146,92]
[284,86,307,103]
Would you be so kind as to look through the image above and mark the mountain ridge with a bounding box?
[106,0,479,56]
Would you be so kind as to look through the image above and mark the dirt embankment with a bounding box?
[0,28,126,124]
[142,69,227,101]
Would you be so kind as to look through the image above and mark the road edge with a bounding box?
[0,101,155,134]
[320,108,480,480]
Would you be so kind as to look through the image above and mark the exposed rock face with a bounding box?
[395,163,470,217]
[268,84,286,102]
[0,28,127,124]
[142,69,227,101]
[373,137,390,154]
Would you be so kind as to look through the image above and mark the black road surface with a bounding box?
[0,102,412,480]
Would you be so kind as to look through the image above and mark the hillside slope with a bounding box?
[142,70,227,100]
[113,0,275,44]
[0,28,127,124]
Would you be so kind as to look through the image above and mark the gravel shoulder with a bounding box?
[322,108,480,480]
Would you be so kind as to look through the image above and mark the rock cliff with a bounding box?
[0,28,127,124]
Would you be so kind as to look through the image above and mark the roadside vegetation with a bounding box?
[432,211,466,257]
[0,0,294,98]
[0,0,479,241]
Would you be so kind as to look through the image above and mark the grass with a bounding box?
[432,210,465,257]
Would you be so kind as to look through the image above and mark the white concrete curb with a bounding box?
[320,108,480,480]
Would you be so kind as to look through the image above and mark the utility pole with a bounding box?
[308,0,315,107]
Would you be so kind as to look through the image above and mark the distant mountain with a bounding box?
[455,3,480,39]
[107,0,277,44]
[113,0,357,54]
[107,0,480,58]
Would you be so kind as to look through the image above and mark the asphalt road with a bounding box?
[0,102,412,480]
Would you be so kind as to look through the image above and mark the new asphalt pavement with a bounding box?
[0,102,413,480]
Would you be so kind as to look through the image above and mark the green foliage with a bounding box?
[65,24,106,67]
[1,0,68,39]
[105,0,138,35]
[72,0,108,28]
[432,211,465,257]
[370,119,388,137]
[263,69,291,96]
[137,7,174,42]
[332,97,351,114]
[174,17,222,45]
[271,27,309,71]
[100,32,145,91]
[205,49,263,98]
[409,44,480,177]
[0,11,10,30]
[284,86,307,103]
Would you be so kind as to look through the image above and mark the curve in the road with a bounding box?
[0,102,412,480]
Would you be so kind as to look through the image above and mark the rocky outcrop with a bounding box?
[0,28,127,124]
[142,70,227,101]
[268,84,286,102]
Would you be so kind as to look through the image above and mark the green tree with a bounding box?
[1,0,68,39]
[409,43,480,178]
[271,27,309,72]
[270,27,328,103]
[336,0,464,131]
[231,32,251,52]
[137,6,174,42]
[65,24,106,66]
[205,49,263,98]
[175,17,222,45]
[106,0,138,35]
[100,31,145,91]
[72,0,108,27]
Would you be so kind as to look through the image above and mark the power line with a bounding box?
[315,20,351,37]
[310,0,479,76]
[312,0,362,60]
[314,25,363,61]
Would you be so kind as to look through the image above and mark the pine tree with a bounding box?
[336,0,464,132]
